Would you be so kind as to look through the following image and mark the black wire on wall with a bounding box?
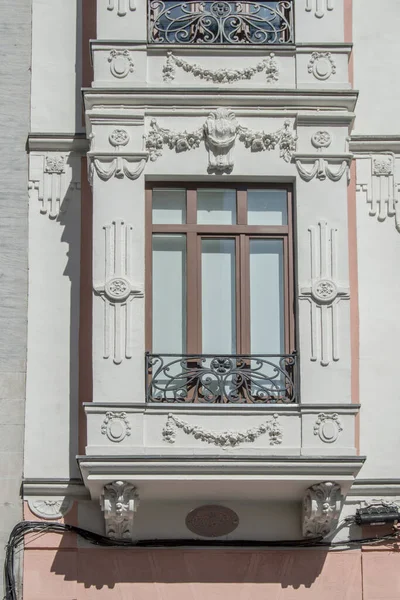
[5,521,399,600]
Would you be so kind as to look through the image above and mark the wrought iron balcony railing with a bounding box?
[145,353,297,404]
[148,1,294,45]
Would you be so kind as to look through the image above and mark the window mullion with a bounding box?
[186,232,199,353]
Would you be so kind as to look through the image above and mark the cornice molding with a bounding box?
[22,478,89,498]
[83,89,359,112]
[350,136,400,154]
[28,134,89,154]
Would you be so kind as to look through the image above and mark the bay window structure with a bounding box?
[145,184,297,403]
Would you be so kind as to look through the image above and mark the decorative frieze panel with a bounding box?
[162,413,283,447]
[302,482,342,538]
[107,0,136,16]
[162,52,279,84]
[146,110,297,173]
[28,153,81,219]
[94,220,144,365]
[356,153,400,231]
[299,221,350,367]
[305,0,334,18]
[100,481,139,540]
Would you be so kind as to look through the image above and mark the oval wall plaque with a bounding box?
[185,504,239,537]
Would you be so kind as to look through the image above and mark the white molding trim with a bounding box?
[94,219,144,365]
[299,220,350,367]
[28,153,81,219]
[356,153,400,232]
[305,0,335,18]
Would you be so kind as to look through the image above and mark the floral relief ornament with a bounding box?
[45,156,65,174]
[28,498,73,520]
[145,111,297,170]
[109,129,130,148]
[162,52,279,84]
[162,413,283,447]
[311,131,332,151]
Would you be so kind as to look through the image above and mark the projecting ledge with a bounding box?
[77,455,366,502]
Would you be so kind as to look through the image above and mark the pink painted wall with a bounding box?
[24,546,364,600]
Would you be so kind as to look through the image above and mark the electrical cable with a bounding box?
[4,520,400,600]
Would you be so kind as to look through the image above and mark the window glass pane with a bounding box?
[152,189,186,224]
[152,235,186,353]
[201,239,236,354]
[250,239,284,354]
[248,189,287,226]
[197,189,236,225]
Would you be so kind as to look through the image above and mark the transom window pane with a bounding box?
[152,234,186,353]
[201,239,236,354]
[250,239,284,354]
[248,189,287,226]
[197,189,236,225]
[152,188,186,224]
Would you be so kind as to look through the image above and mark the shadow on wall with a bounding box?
[49,546,330,590]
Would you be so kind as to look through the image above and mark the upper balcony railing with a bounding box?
[148,1,294,45]
[145,352,297,404]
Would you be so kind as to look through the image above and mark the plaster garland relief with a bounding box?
[162,413,283,448]
[94,220,144,365]
[299,220,350,367]
[314,413,343,443]
[308,52,336,81]
[295,157,349,182]
[146,109,297,173]
[108,49,134,78]
[28,154,81,219]
[107,0,136,15]
[162,52,279,84]
[302,482,342,538]
[101,411,132,442]
[28,498,73,520]
[100,481,139,540]
[89,129,148,183]
[356,153,400,232]
[305,0,334,18]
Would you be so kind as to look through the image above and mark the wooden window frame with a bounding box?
[145,182,295,355]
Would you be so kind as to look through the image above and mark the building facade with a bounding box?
[7,0,400,598]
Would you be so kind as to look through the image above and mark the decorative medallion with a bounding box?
[311,131,332,151]
[308,52,336,81]
[311,279,337,303]
[105,277,131,302]
[101,412,131,442]
[109,129,130,148]
[186,505,239,537]
[108,49,134,78]
[314,413,343,443]
[28,497,73,520]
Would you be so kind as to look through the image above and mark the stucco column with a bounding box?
[88,114,147,403]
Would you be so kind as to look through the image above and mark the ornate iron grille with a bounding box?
[148,1,294,45]
[145,353,297,403]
